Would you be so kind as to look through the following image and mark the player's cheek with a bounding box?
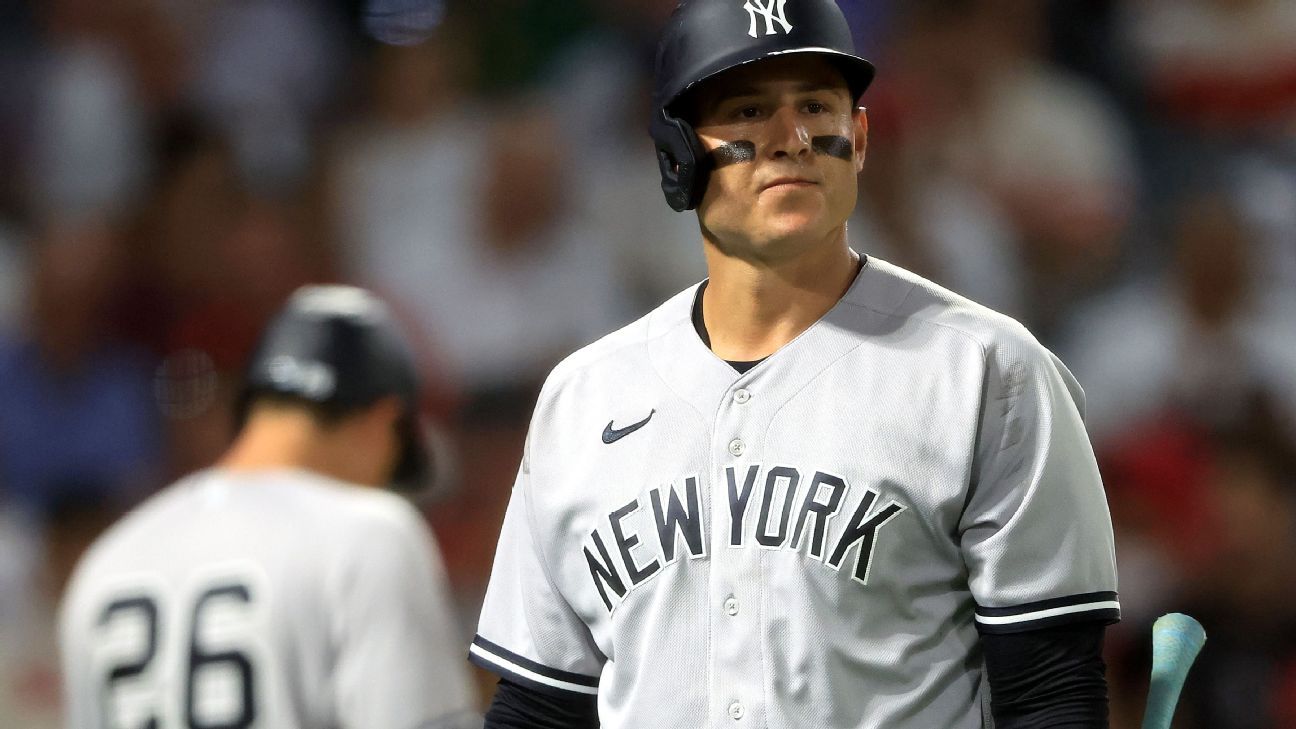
[810,109,853,136]
[828,166,859,218]
[705,162,744,200]
[697,165,750,224]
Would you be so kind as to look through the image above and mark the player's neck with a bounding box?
[700,233,859,362]
[219,412,382,487]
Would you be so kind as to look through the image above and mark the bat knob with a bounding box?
[1142,613,1206,729]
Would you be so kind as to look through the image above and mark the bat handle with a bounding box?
[1141,613,1206,729]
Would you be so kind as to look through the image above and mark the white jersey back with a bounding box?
[60,468,478,729]
[472,257,1119,728]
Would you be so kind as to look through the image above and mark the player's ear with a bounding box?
[853,107,868,173]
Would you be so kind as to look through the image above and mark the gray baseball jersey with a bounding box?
[60,468,479,729]
[471,256,1119,728]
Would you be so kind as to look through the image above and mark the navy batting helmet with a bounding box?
[239,285,432,493]
[649,0,876,211]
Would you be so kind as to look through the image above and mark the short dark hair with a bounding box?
[244,391,365,430]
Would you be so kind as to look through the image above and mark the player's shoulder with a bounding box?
[270,474,440,588]
[247,469,430,541]
[72,471,206,566]
[82,470,425,561]
[61,472,207,603]
[846,256,1047,359]
[316,477,429,538]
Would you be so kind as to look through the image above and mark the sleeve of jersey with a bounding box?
[960,334,1121,635]
[330,505,480,729]
[470,464,604,698]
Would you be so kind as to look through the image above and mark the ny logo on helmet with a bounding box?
[744,0,792,38]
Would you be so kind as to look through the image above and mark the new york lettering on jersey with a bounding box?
[582,466,906,612]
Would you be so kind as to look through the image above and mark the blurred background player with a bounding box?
[57,285,480,729]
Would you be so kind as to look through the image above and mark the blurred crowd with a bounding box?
[0,0,1293,726]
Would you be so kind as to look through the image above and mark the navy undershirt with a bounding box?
[691,280,764,373]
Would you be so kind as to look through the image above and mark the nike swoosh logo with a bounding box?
[602,410,655,444]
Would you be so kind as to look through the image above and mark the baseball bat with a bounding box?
[1140,613,1206,729]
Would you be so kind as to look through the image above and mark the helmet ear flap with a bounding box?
[650,109,711,212]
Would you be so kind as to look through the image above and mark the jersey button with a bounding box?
[733,388,751,404]
[724,597,740,616]
[728,701,745,720]
[728,439,745,457]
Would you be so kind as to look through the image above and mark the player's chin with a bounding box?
[755,207,830,242]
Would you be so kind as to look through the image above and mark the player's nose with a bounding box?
[764,104,811,160]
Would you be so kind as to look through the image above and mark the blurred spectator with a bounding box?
[0,224,28,335]
[1058,191,1296,449]
[0,489,119,729]
[1230,153,1296,307]
[1108,424,1296,729]
[546,3,706,313]
[25,0,193,223]
[0,221,162,518]
[849,0,1027,315]
[0,3,41,221]
[154,189,335,476]
[839,0,897,61]
[1118,0,1296,140]
[329,36,486,393]
[853,0,1136,336]
[184,0,350,192]
[434,107,626,401]
[1045,0,1129,100]
[1066,185,1296,729]
[118,119,337,479]
[1101,415,1217,617]
[39,0,189,110]
[27,31,148,223]
[331,41,623,637]
[333,41,625,409]
[1114,0,1296,217]
[451,0,597,94]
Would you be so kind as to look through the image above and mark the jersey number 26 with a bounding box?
[96,580,260,729]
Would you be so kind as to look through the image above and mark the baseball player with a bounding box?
[59,285,480,729]
[469,1,1121,727]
